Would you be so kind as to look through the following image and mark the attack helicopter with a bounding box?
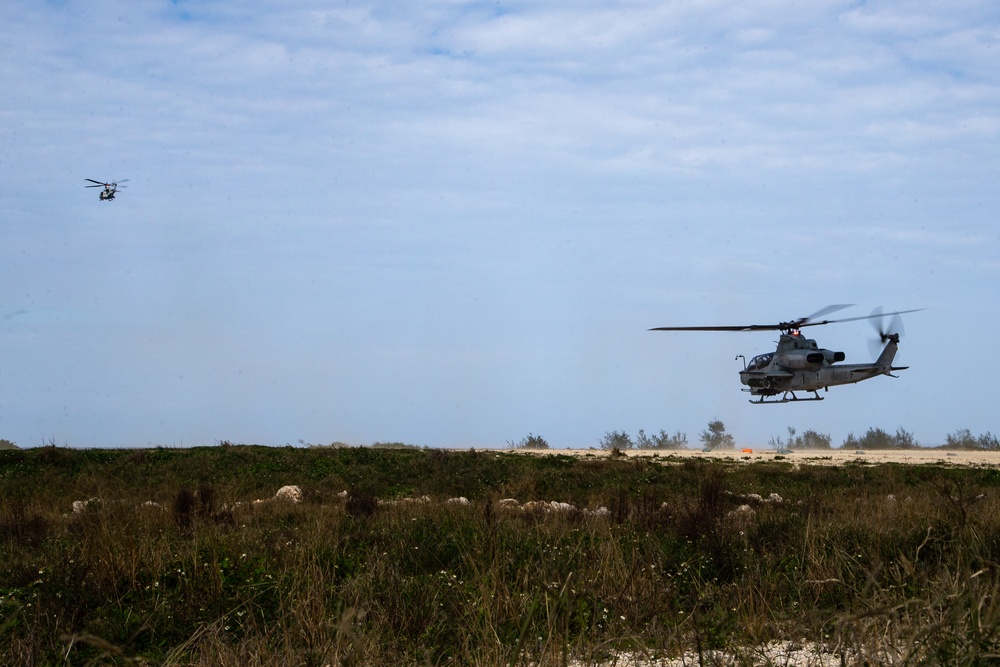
[650,305,921,404]
[84,179,128,201]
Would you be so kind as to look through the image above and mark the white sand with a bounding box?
[508,447,1000,468]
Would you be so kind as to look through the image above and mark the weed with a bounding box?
[1,447,999,665]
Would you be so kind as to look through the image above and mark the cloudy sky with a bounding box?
[1,0,998,448]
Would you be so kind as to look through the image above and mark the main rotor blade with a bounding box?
[649,324,780,332]
[85,179,107,185]
[804,304,853,321]
[796,308,923,329]
[650,307,923,333]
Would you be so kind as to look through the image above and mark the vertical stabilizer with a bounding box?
[875,334,905,374]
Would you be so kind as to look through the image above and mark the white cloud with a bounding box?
[0,0,998,447]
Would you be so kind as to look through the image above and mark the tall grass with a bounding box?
[1,447,999,665]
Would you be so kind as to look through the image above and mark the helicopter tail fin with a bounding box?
[868,308,910,375]
[874,336,908,376]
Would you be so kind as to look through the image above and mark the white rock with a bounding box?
[274,485,303,503]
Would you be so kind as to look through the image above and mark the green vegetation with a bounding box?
[598,430,633,450]
[637,429,689,450]
[507,433,550,449]
[2,445,1000,665]
[944,429,1000,450]
[599,429,688,450]
[843,427,918,449]
[699,419,735,450]
[769,427,833,451]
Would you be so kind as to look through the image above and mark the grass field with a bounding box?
[2,444,1000,665]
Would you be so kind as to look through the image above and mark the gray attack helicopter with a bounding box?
[650,305,921,404]
[85,178,128,201]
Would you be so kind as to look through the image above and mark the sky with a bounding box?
[1,0,998,449]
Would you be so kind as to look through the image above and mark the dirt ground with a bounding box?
[508,447,1000,468]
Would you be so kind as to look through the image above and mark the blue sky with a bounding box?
[1,0,998,448]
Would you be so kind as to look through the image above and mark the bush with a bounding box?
[506,433,550,449]
[618,430,688,450]
[599,430,633,450]
[798,429,832,449]
[773,427,832,450]
[843,427,918,449]
[699,420,734,450]
[944,429,1000,450]
[653,430,687,449]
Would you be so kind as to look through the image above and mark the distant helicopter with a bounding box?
[85,179,128,201]
[650,305,922,404]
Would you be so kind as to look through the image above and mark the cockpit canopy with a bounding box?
[746,352,773,371]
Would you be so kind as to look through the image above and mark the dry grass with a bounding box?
[1,446,999,665]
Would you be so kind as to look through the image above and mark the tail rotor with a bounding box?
[868,306,905,360]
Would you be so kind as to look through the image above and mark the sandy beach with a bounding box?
[512,447,1000,468]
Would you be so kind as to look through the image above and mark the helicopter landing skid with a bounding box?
[750,391,824,405]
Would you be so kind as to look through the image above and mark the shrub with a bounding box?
[776,427,832,450]
[798,429,832,449]
[699,419,734,450]
[945,428,977,449]
[506,433,550,449]
[599,430,633,450]
[945,429,1000,450]
[624,430,687,450]
[843,427,917,449]
[979,432,1000,450]
[653,430,687,449]
[346,489,378,517]
[635,429,653,449]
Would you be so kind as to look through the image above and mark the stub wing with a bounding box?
[742,370,793,379]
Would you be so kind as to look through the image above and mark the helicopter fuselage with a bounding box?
[650,306,918,404]
[739,331,904,401]
[86,178,125,201]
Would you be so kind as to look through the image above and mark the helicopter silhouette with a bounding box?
[85,179,128,201]
[650,305,922,404]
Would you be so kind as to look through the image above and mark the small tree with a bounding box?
[699,419,735,450]
[945,429,999,450]
[845,427,916,449]
[635,429,653,449]
[599,430,633,450]
[945,428,977,449]
[978,432,1000,450]
[799,429,832,449]
[507,433,550,449]
[653,430,688,449]
[893,427,917,449]
[775,426,834,450]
